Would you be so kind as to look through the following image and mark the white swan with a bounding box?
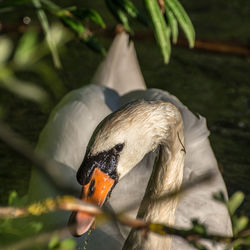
[28,32,232,249]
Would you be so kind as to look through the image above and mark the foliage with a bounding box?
[0,0,195,64]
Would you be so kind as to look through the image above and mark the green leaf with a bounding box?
[144,0,171,63]
[71,8,106,28]
[58,12,85,36]
[233,216,249,235]
[228,191,245,216]
[8,191,18,206]
[115,0,149,25]
[13,30,38,66]
[106,0,133,34]
[83,36,106,56]
[164,0,195,48]
[191,219,207,234]
[32,0,61,68]
[30,221,43,233]
[60,239,76,250]
[165,8,178,44]
[212,191,226,204]
[48,235,60,249]
[0,36,13,65]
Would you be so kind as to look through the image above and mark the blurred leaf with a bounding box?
[48,235,60,249]
[213,191,227,204]
[32,0,61,68]
[165,8,178,44]
[106,0,133,34]
[30,221,43,233]
[0,36,13,65]
[233,216,249,235]
[70,8,106,28]
[228,191,245,216]
[191,219,207,234]
[13,30,38,67]
[8,191,18,206]
[34,61,66,99]
[191,241,208,250]
[164,0,195,48]
[60,239,76,250]
[0,67,48,103]
[144,0,171,63]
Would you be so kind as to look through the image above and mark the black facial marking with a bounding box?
[77,143,125,185]
[87,179,95,198]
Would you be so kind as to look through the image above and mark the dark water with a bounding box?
[0,0,250,215]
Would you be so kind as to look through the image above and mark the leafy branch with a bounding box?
[0,0,195,64]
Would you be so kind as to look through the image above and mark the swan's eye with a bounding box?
[114,143,124,153]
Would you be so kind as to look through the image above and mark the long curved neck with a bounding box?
[123,118,185,250]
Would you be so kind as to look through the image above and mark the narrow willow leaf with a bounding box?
[106,0,133,34]
[115,0,149,25]
[228,191,245,216]
[71,8,106,28]
[165,8,178,44]
[144,0,171,63]
[13,30,38,66]
[83,36,106,56]
[32,0,61,68]
[116,0,137,18]
[0,36,13,65]
[165,0,195,48]
[58,12,85,36]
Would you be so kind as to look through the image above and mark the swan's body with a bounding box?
[28,32,232,249]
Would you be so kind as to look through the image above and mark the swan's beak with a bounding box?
[69,168,115,236]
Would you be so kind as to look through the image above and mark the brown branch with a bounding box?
[1,195,234,250]
[1,23,250,57]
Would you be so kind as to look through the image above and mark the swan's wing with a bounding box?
[91,32,146,95]
[121,89,232,249]
[29,85,119,200]
[28,85,125,250]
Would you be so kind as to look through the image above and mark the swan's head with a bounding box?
[69,100,182,236]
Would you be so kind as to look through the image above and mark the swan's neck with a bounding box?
[123,120,185,250]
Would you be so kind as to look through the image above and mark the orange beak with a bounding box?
[69,168,115,236]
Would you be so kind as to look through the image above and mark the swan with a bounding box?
[28,31,232,249]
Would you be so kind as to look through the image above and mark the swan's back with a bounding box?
[91,32,146,95]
